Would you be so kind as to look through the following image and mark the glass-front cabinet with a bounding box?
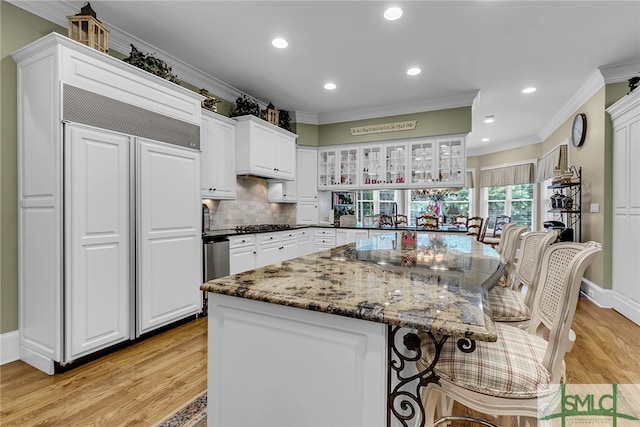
[317,134,465,190]
[318,149,338,187]
[361,145,383,186]
[385,143,408,185]
[409,140,436,185]
[436,135,465,186]
[361,142,407,187]
[318,147,359,189]
[408,135,465,187]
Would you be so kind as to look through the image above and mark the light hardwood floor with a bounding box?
[1,296,639,426]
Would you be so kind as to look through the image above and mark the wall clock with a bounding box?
[571,113,587,147]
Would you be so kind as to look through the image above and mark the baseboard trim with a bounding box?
[19,345,55,375]
[1,331,19,365]
[580,278,613,308]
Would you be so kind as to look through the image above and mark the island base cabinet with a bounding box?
[207,293,386,427]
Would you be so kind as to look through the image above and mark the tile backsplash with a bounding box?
[203,176,296,230]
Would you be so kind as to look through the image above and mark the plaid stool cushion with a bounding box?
[419,324,550,398]
[488,286,530,322]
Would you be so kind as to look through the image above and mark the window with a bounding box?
[483,184,535,230]
[407,188,473,225]
[355,190,398,224]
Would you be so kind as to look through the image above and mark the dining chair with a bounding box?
[451,215,468,227]
[339,214,357,227]
[489,230,558,326]
[395,214,408,227]
[492,214,512,238]
[363,214,380,228]
[417,241,602,427]
[379,214,394,227]
[477,216,490,243]
[466,216,483,240]
[416,214,439,229]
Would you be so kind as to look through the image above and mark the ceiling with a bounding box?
[20,1,640,154]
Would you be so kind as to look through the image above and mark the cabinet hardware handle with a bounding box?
[253,251,256,254]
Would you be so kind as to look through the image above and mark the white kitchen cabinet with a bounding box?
[201,110,237,199]
[336,229,369,246]
[608,89,640,326]
[280,231,298,261]
[296,229,314,257]
[267,180,297,203]
[408,135,465,187]
[235,115,297,180]
[137,139,202,336]
[314,228,337,251]
[297,148,319,202]
[360,142,408,187]
[257,232,292,268]
[12,33,203,374]
[318,147,359,189]
[64,125,131,360]
[229,235,258,275]
[296,148,319,224]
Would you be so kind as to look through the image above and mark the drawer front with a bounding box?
[229,234,256,249]
[259,232,282,245]
[314,237,336,246]
[281,230,297,241]
[296,229,313,238]
[314,228,336,238]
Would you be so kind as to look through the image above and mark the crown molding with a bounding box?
[291,111,319,125]
[7,0,253,106]
[467,135,541,157]
[599,61,640,84]
[311,90,479,125]
[537,69,604,142]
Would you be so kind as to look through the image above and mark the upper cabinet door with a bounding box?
[360,144,384,186]
[409,140,436,185]
[318,149,338,188]
[384,142,408,186]
[201,111,237,199]
[274,131,296,180]
[235,115,298,180]
[64,124,131,360]
[435,135,466,186]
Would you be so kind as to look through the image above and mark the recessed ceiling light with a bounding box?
[522,87,537,94]
[407,67,421,76]
[271,38,288,49]
[324,82,337,90]
[481,138,490,142]
[384,7,403,21]
[484,116,495,124]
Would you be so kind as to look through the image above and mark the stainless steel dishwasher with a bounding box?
[202,234,230,316]
[204,234,230,282]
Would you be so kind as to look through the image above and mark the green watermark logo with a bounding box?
[539,384,640,426]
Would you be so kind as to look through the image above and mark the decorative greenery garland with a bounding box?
[123,44,179,84]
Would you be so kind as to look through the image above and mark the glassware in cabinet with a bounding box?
[361,145,382,185]
[318,149,337,187]
[338,147,358,186]
[385,143,407,185]
[436,137,464,184]
[409,141,435,184]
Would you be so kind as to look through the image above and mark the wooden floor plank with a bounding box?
[1,296,638,426]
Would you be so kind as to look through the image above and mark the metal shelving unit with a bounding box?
[547,166,582,242]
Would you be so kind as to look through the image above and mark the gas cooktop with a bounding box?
[234,224,292,234]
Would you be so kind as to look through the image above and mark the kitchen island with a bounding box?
[201,233,503,427]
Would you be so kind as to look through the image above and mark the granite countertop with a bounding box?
[203,223,467,240]
[202,233,501,341]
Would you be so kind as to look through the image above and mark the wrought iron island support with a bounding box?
[387,325,477,427]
